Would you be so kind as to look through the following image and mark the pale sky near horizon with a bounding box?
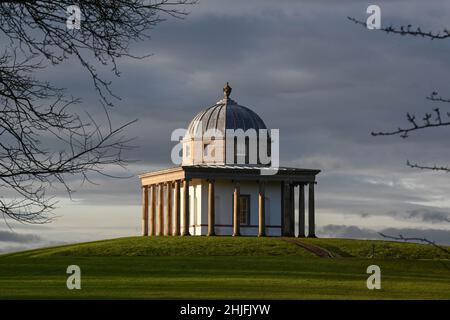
[2,0,450,252]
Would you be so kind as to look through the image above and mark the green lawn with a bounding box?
[0,237,449,299]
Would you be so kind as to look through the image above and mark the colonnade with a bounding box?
[141,180,188,236]
[141,179,316,237]
[285,182,316,238]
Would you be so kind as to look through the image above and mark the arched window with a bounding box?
[203,142,215,158]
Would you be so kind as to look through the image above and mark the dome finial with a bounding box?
[223,82,232,99]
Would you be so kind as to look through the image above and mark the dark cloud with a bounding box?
[403,209,450,223]
[0,230,41,243]
[0,245,30,254]
[354,209,450,223]
[320,225,378,239]
[32,0,450,177]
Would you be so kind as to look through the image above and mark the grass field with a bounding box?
[0,237,449,299]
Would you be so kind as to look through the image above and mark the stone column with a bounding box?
[158,183,164,236]
[173,180,181,236]
[298,183,305,238]
[282,182,290,236]
[258,181,266,237]
[141,186,149,236]
[233,181,241,236]
[150,185,156,236]
[207,179,215,236]
[308,182,316,238]
[182,179,190,236]
[165,181,172,236]
[289,183,295,236]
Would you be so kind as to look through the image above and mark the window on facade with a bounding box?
[203,142,215,158]
[239,195,250,225]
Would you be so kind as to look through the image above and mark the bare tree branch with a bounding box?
[406,160,450,173]
[0,1,194,223]
[0,0,196,106]
[379,232,450,256]
[426,91,450,104]
[347,17,450,40]
[351,14,450,170]
[371,107,450,138]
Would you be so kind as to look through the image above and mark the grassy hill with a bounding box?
[0,236,449,299]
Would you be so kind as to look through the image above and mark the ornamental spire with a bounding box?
[223,82,232,99]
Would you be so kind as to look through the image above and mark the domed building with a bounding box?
[139,84,320,237]
[182,83,270,166]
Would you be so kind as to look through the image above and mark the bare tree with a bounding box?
[348,16,450,172]
[349,16,450,252]
[0,1,194,224]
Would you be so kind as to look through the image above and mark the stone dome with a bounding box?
[187,97,267,137]
[183,83,270,166]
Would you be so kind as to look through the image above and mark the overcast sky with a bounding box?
[2,0,450,252]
